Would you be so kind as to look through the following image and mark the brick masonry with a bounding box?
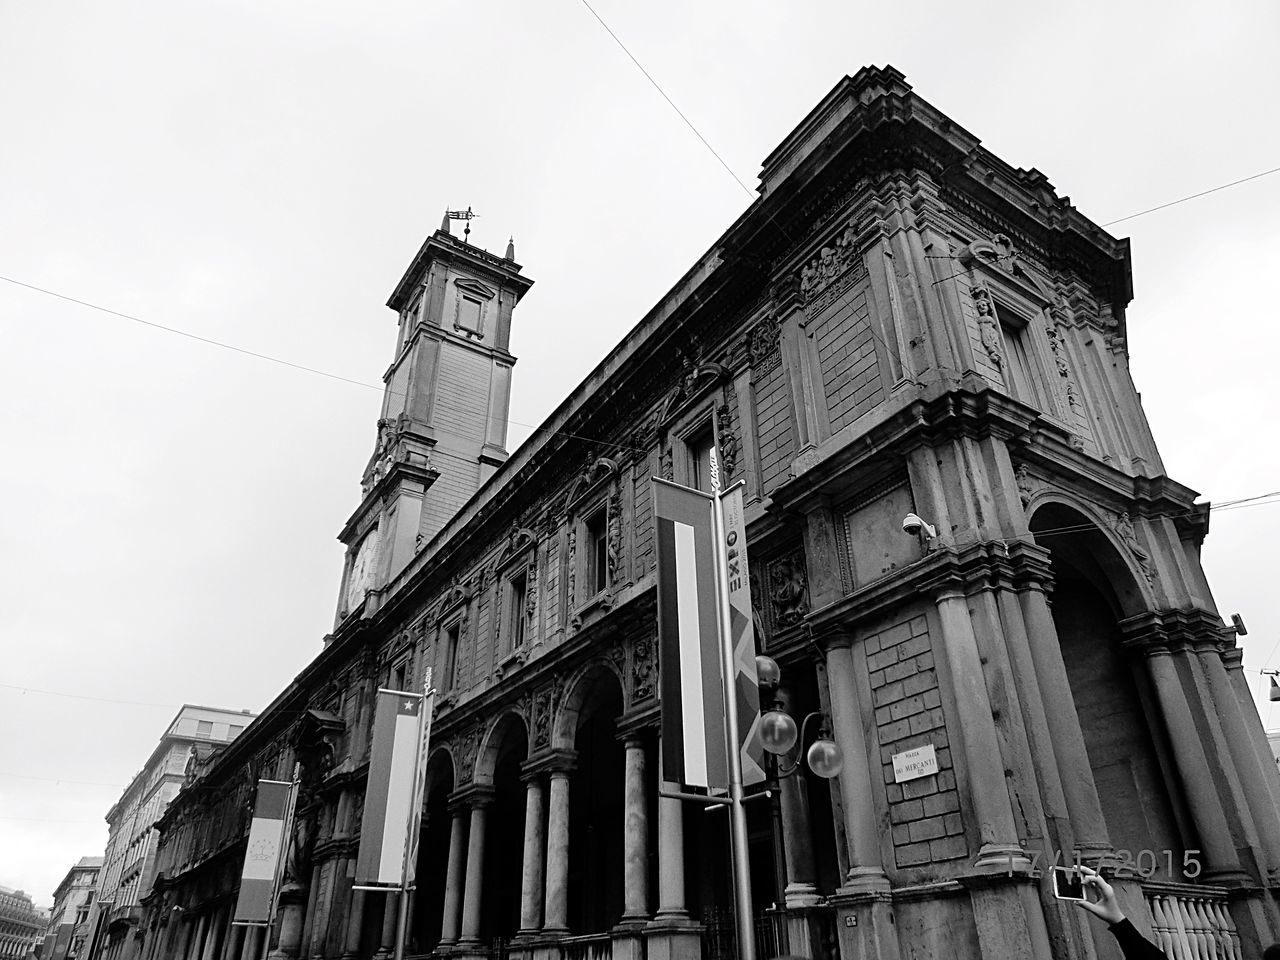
[866,614,968,867]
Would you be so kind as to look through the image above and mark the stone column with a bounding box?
[1141,646,1246,881]
[271,882,309,960]
[374,891,397,960]
[823,639,888,891]
[238,926,258,960]
[934,589,1030,871]
[341,889,365,960]
[191,914,209,960]
[459,789,494,945]
[621,736,650,922]
[200,912,220,960]
[1016,582,1112,855]
[654,757,687,920]
[1200,643,1280,874]
[779,759,819,906]
[438,806,469,946]
[542,761,575,934]
[518,772,547,935]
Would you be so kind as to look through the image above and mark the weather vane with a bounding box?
[444,205,478,243]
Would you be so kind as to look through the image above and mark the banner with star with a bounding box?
[356,689,426,885]
[233,779,294,924]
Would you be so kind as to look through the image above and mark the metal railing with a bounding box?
[1143,886,1243,960]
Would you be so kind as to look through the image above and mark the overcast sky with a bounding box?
[3,0,1279,905]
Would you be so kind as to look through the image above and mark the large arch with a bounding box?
[553,659,626,750]
[1029,500,1192,879]
[558,662,627,935]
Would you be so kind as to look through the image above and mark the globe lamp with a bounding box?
[760,710,798,755]
[755,655,781,689]
[806,737,844,779]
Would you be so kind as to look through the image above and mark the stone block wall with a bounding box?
[865,614,967,867]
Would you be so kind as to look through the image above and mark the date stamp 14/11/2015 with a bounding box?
[1007,848,1203,879]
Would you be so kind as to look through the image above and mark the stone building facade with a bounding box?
[89,706,256,960]
[44,860,101,960]
[0,886,47,960]
[138,65,1280,960]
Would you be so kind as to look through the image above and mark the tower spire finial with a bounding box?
[440,209,451,234]
[506,236,516,261]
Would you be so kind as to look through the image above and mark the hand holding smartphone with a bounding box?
[1053,866,1087,901]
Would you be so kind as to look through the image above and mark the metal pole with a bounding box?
[711,479,756,960]
[391,889,410,960]
[262,770,300,960]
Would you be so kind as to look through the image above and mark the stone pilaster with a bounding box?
[620,736,650,923]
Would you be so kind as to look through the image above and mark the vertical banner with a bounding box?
[356,690,424,885]
[719,484,765,786]
[653,477,728,790]
[233,781,293,923]
[403,672,436,888]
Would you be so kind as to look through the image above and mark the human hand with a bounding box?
[1075,865,1125,925]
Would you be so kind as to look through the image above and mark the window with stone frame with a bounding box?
[686,420,717,493]
[995,303,1045,408]
[507,569,528,651]
[441,621,461,691]
[583,504,608,598]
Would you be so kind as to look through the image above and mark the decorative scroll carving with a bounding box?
[716,400,739,480]
[1113,511,1154,585]
[746,315,781,374]
[768,551,810,630]
[1045,322,1081,413]
[525,557,539,624]
[970,282,1004,369]
[658,353,730,424]
[660,445,673,482]
[566,527,578,630]
[799,221,864,303]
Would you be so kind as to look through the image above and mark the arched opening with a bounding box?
[1031,503,1191,879]
[565,668,625,934]
[410,751,454,954]
[479,715,529,945]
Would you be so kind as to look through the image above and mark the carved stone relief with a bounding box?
[799,221,865,304]
[971,281,1003,369]
[768,551,810,630]
[716,399,739,481]
[454,727,481,785]
[632,635,657,702]
[1113,511,1154,585]
[746,315,781,374]
[1014,463,1035,508]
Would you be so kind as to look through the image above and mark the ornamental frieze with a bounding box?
[799,221,867,305]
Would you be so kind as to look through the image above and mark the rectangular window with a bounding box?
[443,623,460,690]
[508,571,528,651]
[392,661,408,691]
[196,720,213,737]
[456,296,483,334]
[228,725,244,739]
[585,508,608,596]
[689,426,716,493]
[997,306,1042,407]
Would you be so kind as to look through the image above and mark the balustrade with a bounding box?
[1143,885,1242,960]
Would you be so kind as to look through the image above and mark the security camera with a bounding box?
[902,513,937,539]
[1231,613,1248,636]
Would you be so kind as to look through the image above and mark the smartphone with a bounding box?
[1052,866,1086,901]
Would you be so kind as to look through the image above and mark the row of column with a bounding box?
[431,732,688,948]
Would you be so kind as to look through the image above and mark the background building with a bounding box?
[42,860,100,960]
[0,886,47,960]
[140,65,1280,960]
[89,706,255,960]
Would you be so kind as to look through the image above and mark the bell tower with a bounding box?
[335,212,533,623]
